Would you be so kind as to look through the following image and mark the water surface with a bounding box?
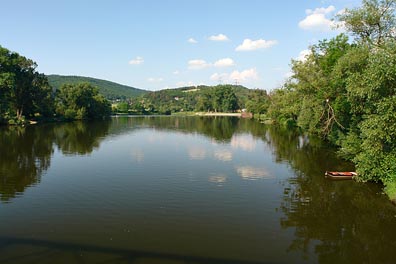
[1,116,395,263]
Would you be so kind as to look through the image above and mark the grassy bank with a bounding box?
[385,182,396,204]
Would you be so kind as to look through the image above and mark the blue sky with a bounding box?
[0,0,361,91]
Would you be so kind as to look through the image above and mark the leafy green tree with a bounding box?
[55,82,111,120]
[337,0,396,46]
[195,92,212,112]
[0,46,54,121]
[211,85,239,112]
[246,89,269,114]
[266,0,396,199]
[115,102,129,113]
[268,86,300,128]
[268,34,352,135]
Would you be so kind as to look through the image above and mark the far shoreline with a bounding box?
[195,112,241,117]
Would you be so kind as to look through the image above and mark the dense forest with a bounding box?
[48,75,147,100]
[266,0,396,199]
[0,47,111,124]
[114,84,265,115]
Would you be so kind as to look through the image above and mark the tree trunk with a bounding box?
[16,107,23,120]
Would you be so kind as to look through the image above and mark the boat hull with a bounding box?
[325,171,357,180]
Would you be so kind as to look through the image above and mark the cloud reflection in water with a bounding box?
[231,134,256,152]
[208,174,227,186]
[188,147,207,160]
[214,149,233,162]
[235,166,273,180]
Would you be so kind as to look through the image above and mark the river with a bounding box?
[0,116,395,263]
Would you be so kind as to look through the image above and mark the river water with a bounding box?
[0,116,395,263]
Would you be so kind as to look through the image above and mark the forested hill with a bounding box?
[47,75,148,100]
[123,84,268,115]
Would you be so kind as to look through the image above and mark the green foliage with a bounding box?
[115,102,129,113]
[384,181,396,201]
[47,75,147,100]
[130,84,248,114]
[337,0,396,46]
[354,97,396,182]
[245,89,269,114]
[268,86,299,128]
[64,109,77,120]
[55,82,111,120]
[0,45,54,122]
[267,0,396,197]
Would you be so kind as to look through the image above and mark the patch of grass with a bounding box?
[384,181,396,203]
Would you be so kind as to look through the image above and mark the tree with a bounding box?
[211,85,239,112]
[337,0,396,46]
[55,82,111,120]
[0,46,53,121]
[268,34,352,136]
[246,89,269,114]
[115,102,129,113]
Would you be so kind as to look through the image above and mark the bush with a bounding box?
[64,109,76,120]
[385,181,396,202]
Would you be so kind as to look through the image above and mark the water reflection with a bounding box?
[188,146,207,160]
[231,134,257,152]
[0,120,111,202]
[265,126,396,263]
[0,126,53,202]
[208,174,227,185]
[54,121,111,155]
[131,148,145,163]
[1,117,396,263]
[213,149,233,162]
[110,116,240,143]
[235,166,272,180]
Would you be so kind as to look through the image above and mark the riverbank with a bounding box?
[385,182,396,204]
[195,112,241,117]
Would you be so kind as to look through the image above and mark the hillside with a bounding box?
[47,75,147,100]
[126,84,260,114]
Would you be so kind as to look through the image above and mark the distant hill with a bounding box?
[128,84,256,114]
[47,75,148,100]
[148,84,252,102]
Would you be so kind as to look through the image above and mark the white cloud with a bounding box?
[129,56,144,65]
[173,70,180,75]
[306,5,335,15]
[209,34,229,41]
[188,38,198,44]
[147,77,163,83]
[229,68,258,82]
[214,58,235,67]
[296,49,312,62]
[299,5,339,31]
[210,73,228,82]
[188,59,211,70]
[235,39,278,51]
[211,68,258,84]
[284,71,293,79]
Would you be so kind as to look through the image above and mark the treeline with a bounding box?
[266,0,396,198]
[0,46,111,125]
[47,75,147,100]
[113,84,262,114]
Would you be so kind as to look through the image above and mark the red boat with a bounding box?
[325,171,357,180]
